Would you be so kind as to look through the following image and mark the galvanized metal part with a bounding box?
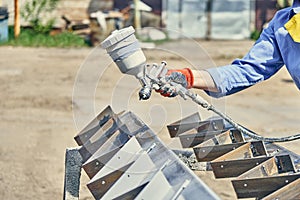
[73,106,220,200]
[167,112,201,138]
[232,174,300,199]
[262,178,300,200]
[74,106,115,145]
[70,106,300,200]
[167,114,300,199]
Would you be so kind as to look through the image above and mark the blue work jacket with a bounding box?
[206,1,300,97]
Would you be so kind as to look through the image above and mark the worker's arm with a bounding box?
[191,70,219,92]
[203,11,288,97]
[158,10,287,98]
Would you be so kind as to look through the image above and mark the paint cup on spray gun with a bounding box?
[101,26,152,100]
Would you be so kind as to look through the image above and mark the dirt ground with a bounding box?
[0,39,299,200]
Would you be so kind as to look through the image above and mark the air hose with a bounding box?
[149,63,300,143]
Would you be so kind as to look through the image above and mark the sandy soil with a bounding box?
[0,39,299,200]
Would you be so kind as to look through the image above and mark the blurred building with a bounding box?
[3,0,281,40]
[255,0,277,31]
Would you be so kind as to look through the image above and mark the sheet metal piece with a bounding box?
[77,108,220,200]
[83,147,120,179]
[232,173,300,199]
[78,119,120,163]
[80,129,130,164]
[194,142,246,162]
[89,136,143,181]
[83,136,142,179]
[179,130,226,148]
[262,178,300,200]
[74,106,115,145]
[194,130,244,148]
[100,152,156,199]
[167,115,300,200]
[134,170,174,200]
[167,113,201,138]
[211,156,270,178]
[112,183,149,200]
[238,155,295,179]
[265,143,300,170]
[213,141,267,162]
[87,162,134,200]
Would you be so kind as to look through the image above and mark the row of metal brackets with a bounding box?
[167,112,300,199]
[73,106,220,200]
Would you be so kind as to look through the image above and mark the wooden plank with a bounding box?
[232,174,300,199]
[194,142,246,162]
[211,156,270,178]
[262,178,300,200]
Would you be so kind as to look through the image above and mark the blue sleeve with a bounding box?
[205,14,285,98]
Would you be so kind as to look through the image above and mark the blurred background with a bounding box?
[0,0,293,46]
[1,1,299,200]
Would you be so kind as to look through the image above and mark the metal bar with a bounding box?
[63,147,83,200]
[171,179,191,200]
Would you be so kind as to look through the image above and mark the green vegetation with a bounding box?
[22,0,59,34]
[1,26,88,47]
[250,30,261,41]
[0,0,89,48]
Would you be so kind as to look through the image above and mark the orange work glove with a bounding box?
[156,68,194,97]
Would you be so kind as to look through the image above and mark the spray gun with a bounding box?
[101,27,300,143]
[101,26,157,100]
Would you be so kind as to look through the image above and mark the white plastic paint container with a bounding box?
[101,26,146,78]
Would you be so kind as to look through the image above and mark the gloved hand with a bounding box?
[156,68,194,97]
